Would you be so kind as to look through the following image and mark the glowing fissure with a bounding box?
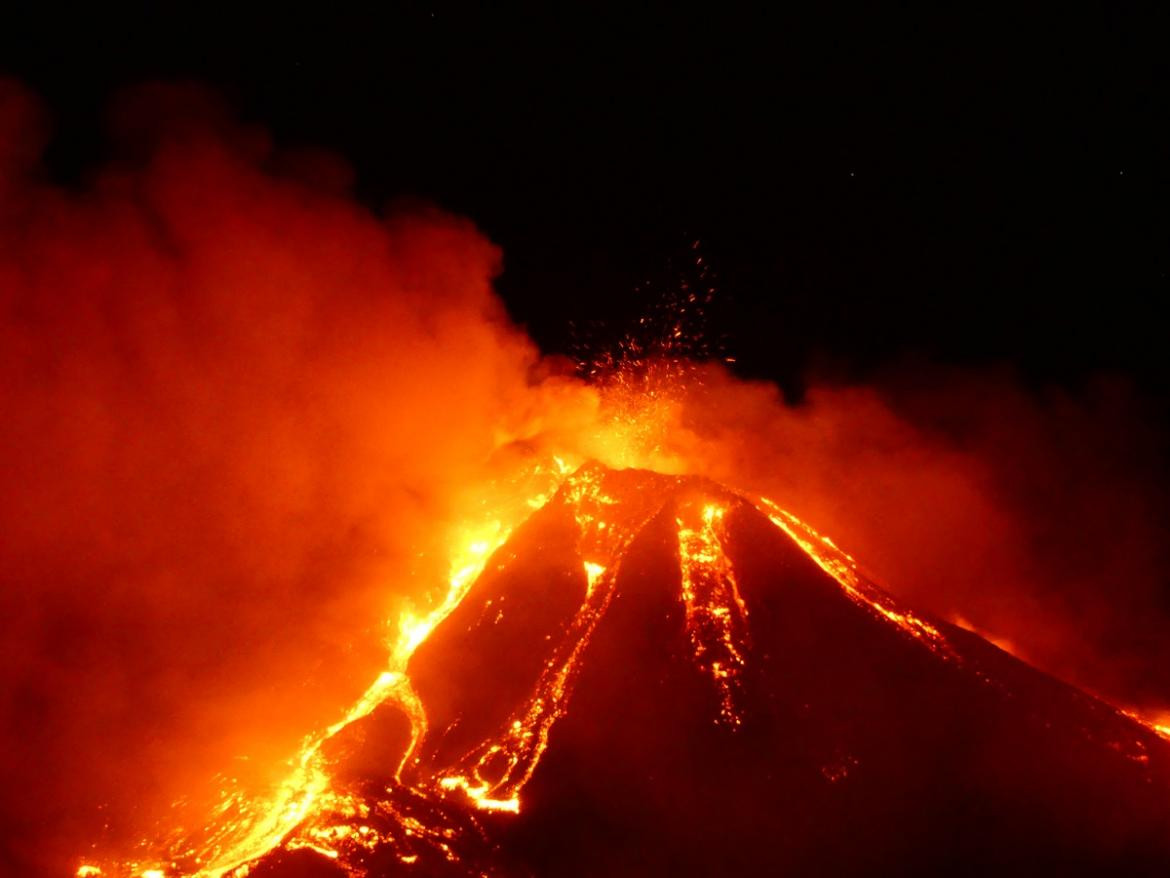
[432,560,617,814]
[431,466,670,815]
[752,495,953,657]
[675,500,751,727]
[1120,709,1170,743]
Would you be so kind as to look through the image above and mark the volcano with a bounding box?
[121,464,1170,877]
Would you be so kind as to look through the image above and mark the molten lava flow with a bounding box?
[675,500,750,727]
[80,453,1170,877]
[1116,710,1170,742]
[73,461,979,877]
[752,495,953,657]
[428,465,677,816]
[77,457,576,878]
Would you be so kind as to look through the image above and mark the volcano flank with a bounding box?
[162,465,1170,877]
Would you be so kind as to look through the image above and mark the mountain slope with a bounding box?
[257,463,1170,877]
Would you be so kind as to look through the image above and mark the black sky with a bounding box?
[4,3,1168,396]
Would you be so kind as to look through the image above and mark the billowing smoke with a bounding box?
[0,79,557,874]
[1,80,1166,874]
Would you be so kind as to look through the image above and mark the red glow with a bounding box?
[2,80,1169,876]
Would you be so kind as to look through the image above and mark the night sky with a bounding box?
[5,4,1167,397]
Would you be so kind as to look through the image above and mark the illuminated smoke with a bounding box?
[0,79,563,874]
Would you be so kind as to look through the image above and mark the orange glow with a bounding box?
[6,83,1165,877]
[583,561,607,597]
[75,457,573,877]
[428,465,656,815]
[1120,709,1170,743]
[73,364,1170,876]
[79,447,1170,874]
[951,614,1023,657]
[753,496,952,656]
[675,500,750,727]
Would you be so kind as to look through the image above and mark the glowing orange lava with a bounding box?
[78,446,1170,878]
[428,464,667,817]
[77,458,572,878]
[675,500,750,727]
[752,495,952,657]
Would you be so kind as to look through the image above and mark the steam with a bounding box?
[1,79,1166,874]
